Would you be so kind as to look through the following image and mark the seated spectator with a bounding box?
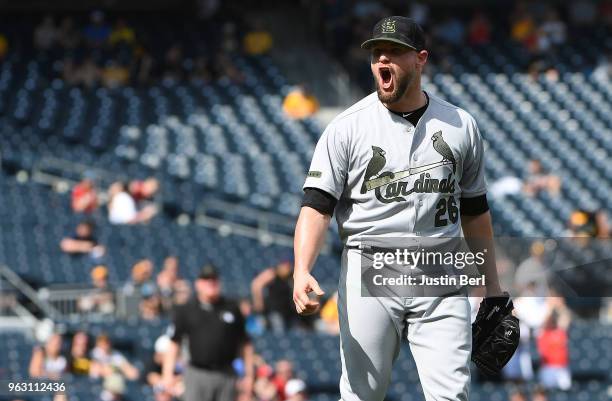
[29,333,66,379]
[172,279,192,306]
[74,57,101,88]
[156,256,180,312]
[239,298,265,337]
[284,379,308,401]
[90,333,139,381]
[57,17,80,50]
[510,5,537,50]
[566,209,609,238]
[84,10,111,48]
[244,21,273,55]
[532,386,549,401]
[509,389,528,401]
[215,51,245,82]
[537,296,572,390]
[537,8,567,52]
[254,363,279,401]
[523,160,561,196]
[140,294,162,321]
[252,261,296,333]
[271,359,294,401]
[109,19,135,48]
[468,12,491,46]
[67,331,91,376]
[102,60,130,88]
[514,241,548,295]
[60,220,105,258]
[282,86,319,120]
[0,33,8,60]
[34,15,57,51]
[78,265,115,314]
[108,182,157,224]
[71,178,98,213]
[317,292,340,335]
[129,177,160,202]
[101,372,127,401]
[145,335,184,401]
[162,43,185,82]
[123,259,156,298]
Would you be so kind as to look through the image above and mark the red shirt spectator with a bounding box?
[468,12,491,46]
[537,327,569,367]
[71,179,98,213]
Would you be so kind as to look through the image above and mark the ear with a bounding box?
[416,50,428,68]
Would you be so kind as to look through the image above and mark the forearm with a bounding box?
[162,341,180,380]
[461,211,502,295]
[242,341,255,381]
[293,206,331,275]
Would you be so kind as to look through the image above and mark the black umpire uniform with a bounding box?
[169,265,251,401]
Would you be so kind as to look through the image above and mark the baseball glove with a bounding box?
[471,293,520,376]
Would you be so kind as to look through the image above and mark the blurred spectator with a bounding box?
[239,298,265,337]
[108,181,157,224]
[79,265,115,314]
[29,333,66,379]
[468,12,491,46]
[71,178,98,213]
[508,389,528,401]
[221,22,238,54]
[254,364,278,401]
[271,359,294,401]
[569,0,597,27]
[523,160,561,196]
[566,209,610,238]
[74,57,101,88]
[101,372,126,401]
[172,279,192,305]
[163,44,185,82]
[162,265,254,401]
[317,292,340,335]
[434,16,465,46]
[129,177,160,202]
[192,56,213,82]
[532,386,549,401]
[123,259,158,319]
[284,379,307,401]
[34,16,58,51]
[57,17,80,50]
[536,8,567,53]
[90,333,139,380]
[215,52,245,82]
[84,11,111,48]
[537,296,572,390]
[514,241,548,294]
[109,19,136,48]
[244,21,273,55]
[252,261,295,333]
[282,86,319,120]
[593,51,612,79]
[489,176,523,199]
[67,331,92,376]
[145,335,184,401]
[156,256,186,313]
[409,2,430,27]
[0,33,8,60]
[60,220,105,258]
[102,60,130,88]
[511,4,537,50]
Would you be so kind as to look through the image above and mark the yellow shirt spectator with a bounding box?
[283,87,319,119]
[244,30,273,55]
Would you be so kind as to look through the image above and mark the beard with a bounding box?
[375,68,415,104]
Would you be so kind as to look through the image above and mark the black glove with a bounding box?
[471,293,520,376]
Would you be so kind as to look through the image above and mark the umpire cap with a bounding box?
[361,16,426,51]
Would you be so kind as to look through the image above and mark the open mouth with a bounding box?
[379,66,393,90]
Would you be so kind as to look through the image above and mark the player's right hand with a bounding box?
[293,271,325,315]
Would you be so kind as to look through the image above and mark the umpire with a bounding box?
[162,264,254,401]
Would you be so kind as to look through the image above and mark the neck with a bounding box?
[383,82,426,113]
[198,293,217,304]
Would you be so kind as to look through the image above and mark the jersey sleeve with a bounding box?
[303,123,348,200]
[460,116,487,198]
[169,305,187,343]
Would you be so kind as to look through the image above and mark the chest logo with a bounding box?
[360,133,457,204]
[221,311,235,323]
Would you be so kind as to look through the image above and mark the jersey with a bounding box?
[303,92,486,246]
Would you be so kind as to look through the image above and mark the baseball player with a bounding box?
[293,17,516,401]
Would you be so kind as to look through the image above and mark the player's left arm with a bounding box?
[461,211,503,296]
